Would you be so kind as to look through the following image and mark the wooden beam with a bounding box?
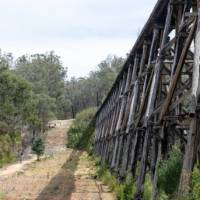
[178,1,200,197]
[159,18,196,122]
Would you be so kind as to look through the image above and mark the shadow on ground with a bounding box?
[36,150,83,200]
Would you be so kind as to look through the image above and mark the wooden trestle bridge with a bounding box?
[94,0,200,199]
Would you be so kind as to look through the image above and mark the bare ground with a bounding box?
[0,120,115,200]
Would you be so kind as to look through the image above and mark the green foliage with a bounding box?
[97,165,117,190]
[65,55,125,117]
[158,148,183,196]
[0,51,13,72]
[32,136,45,160]
[0,70,33,125]
[0,66,34,167]
[95,55,124,97]
[157,190,169,200]
[67,107,96,150]
[96,163,136,200]
[0,51,124,169]
[33,94,56,131]
[0,122,9,134]
[15,52,68,119]
[56,95,72,119]
[190,167,200,200]
[121,174,137,200]
[0,134,19,168]
[144,174,153,200]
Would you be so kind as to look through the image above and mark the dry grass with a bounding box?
[0,120,115,200]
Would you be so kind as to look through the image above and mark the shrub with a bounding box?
[190,167,200,200]
[0,122,9,134]
[0,134,19,168]
[157,190,169,200]
[122,174,137,200]
[158,148,183,196]
[32,136,45,160]
[67,107,96,150]
[144,174,153,200]
[96,163,136,200]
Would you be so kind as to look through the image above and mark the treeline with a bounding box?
[15,52,68,121]
[0,52,39,166]
[0,50,124,166]
[66,55,125,117]
[15,53,124,119]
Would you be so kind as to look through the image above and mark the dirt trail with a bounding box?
[0,120,115,200]
[0,157,36,177]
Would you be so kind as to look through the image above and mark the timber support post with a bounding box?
[93,0,200,199]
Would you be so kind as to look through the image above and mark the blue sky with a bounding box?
[0,0,157,78]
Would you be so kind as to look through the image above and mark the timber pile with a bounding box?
[94,0,200,199]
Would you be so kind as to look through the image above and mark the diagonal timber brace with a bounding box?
[93,0,200,199]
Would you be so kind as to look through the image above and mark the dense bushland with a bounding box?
[0,49,124,167]
[15,52,69,120]
[0,58,36,166]
[15,53,124,119]
[67,107,96,150]
[0,134,20,167]
[65,55,125,117]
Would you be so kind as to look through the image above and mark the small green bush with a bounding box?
[122,174,137,200]
[32,136,45,160]
[96,163,136,200]
[144,174,153,200]
[67,107,96,150]
[190,167,200,200]
[157,190,169,200]
[158,148,183,196]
